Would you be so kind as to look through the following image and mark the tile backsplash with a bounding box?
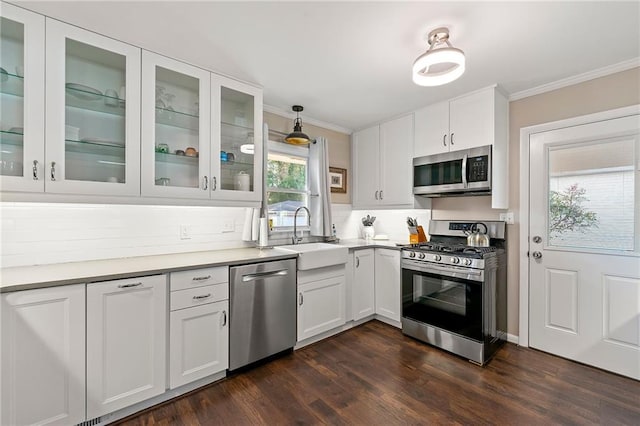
[0,202,431,268]
[0,202,251,267]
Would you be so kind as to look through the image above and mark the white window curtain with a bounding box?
[309,137,332,236]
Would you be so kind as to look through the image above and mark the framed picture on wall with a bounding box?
[329,167,347,193]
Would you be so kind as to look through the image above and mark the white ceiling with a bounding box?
[14,1,640,132]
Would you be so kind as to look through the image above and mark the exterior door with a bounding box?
[529,113,640,380]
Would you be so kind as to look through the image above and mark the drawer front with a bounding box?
[171,266,228,291]
[171,284,229,311]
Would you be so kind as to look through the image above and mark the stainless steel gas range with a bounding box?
[400,220,507,365]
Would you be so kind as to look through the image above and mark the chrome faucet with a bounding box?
[292,206,311,244]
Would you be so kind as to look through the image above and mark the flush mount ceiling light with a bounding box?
[284,105,310,145]
[412,27,465,87]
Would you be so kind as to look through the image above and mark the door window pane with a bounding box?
[548,137,636,251]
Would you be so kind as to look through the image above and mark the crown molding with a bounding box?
[509,58,640,101]
[263,104,353,135]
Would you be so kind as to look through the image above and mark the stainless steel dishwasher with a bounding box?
[229,258,297,371]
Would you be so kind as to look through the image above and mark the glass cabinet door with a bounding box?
[45,19,141,196]
[0,4,44,193]
[211,76,263,202]
[141,51,210,199]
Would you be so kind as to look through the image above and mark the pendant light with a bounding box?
[412,27,465,87]
[284,105,310,145]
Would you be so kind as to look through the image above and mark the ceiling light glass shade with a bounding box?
[412,47,465,86]
[240,144,255,154]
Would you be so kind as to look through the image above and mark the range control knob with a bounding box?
[418,252,426,259]
[463,258,472,266]
[434,254,442,261]
[451,257,460,264]
[408,251,416,258]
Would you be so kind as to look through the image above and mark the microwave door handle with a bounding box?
[462,154,468,188]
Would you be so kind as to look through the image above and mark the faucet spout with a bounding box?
[292,206,311,244]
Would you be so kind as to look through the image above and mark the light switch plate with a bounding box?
[180,224,192,239]
[222,220,235,233]
[499,212,515,225]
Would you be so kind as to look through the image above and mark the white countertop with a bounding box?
[0,247,297,293]
[1,240,408,293]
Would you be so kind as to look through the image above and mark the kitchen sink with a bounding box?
[277,243,348,270]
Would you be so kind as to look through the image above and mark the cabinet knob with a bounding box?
[221,310,227,327]
[50,161,56,181]
[299,292,304,306]
[212,176,217,191]
[443,134,447,147]
[203,176,208,190]
[379,190,383,200]
[356,257,360,267]
[117,282,142,289]
[375,190,379,200]
[32,160,39,180]
[450,133,454,145]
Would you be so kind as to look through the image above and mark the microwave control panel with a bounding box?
[467,155,489,182]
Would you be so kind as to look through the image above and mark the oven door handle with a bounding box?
[402,260,484,282]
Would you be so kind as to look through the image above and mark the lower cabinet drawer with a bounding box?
[170,266,228,291]
[171,284,228,311]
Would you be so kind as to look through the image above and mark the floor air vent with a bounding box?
[77,417,101,426]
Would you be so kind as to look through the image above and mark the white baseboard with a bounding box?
[506,333,519,345]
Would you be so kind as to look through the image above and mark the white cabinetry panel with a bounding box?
[298,267,346,341]
[1,284,86,426]
[352,249,375,320]
[170,300,228,388]
[86,275,167,418]
[375,249,401,323]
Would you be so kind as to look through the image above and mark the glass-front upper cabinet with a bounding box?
[0,4,44,192]
[211,76,263,202]
[45,19,141,196]
[141,51,211,199]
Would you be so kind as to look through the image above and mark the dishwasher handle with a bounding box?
[241,269,289,282]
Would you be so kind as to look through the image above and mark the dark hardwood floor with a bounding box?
[117,321,640,425]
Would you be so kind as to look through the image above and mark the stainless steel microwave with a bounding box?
[413,145,492,196]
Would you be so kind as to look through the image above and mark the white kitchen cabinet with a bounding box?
[414,86,509,208]
[45,19,141,196]
[1,284,86,426]
[352,249,375,320]
[86,275,167,419]
[297,266,346,341]
[141,51,211,199]
[211,75,263,201]
[141,51,263,202]
[169,300,228,389]
[352,113,413,208]
[374,248,401,323]
[0,4,45,193]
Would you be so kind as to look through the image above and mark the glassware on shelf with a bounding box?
[156,143,169,153]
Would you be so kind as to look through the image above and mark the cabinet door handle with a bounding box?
[118,282,142,289]
[356,257,360,268]
[443,134,447,147]
[193,293,211,300]
[375,190,379,200]
[50,161,56,181]
[32,160,39,180]
[203,176,208,190]
[379,190,383,200]
[222,310,227,327]
[212,176,217,191]
[450,133,454,145]
[299,293,304,306]
[192,275,211,281]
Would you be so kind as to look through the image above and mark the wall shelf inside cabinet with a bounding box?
[65,138,125,156]
[0,129,24,146]
[66,88,125,117]
[155,151,199,165]
[0,72,24,97]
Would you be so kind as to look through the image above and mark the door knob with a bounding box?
[532,251,542,259]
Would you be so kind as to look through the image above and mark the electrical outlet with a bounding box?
[180,224,192,240]
[222,220,235,233]
[499,212,515,225]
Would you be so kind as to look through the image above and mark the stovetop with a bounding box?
[402,242,498,257]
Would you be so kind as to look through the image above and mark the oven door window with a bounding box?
[402,269,482,341]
